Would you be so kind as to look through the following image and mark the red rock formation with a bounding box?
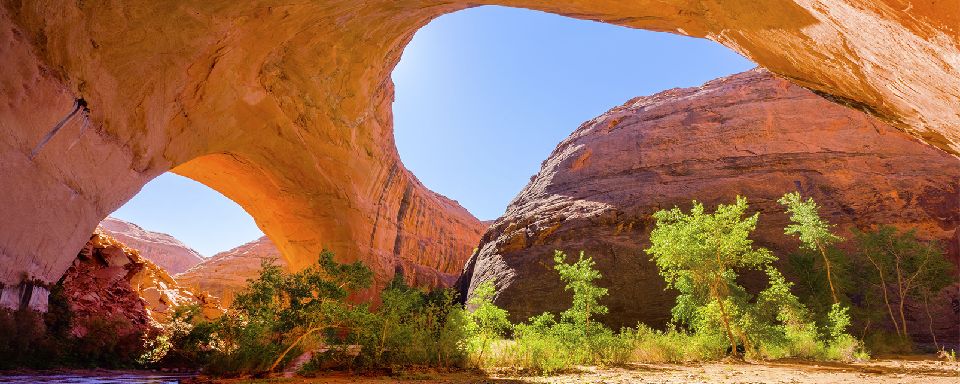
[458,69,959,342]
[61,230,221,338]
[177,236,460,307]
[99,217,204,275]
[176,236,284,306]
[1,1,959,307]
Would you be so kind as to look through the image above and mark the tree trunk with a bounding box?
[817,242,839,304]
[866,255,901,337]
[923,292,939,350]
[270,325,325,373]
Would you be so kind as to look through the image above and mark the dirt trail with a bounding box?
[196,358,959,383]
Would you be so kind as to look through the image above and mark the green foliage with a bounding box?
[646,196,863,361]
[553,250,608,335]
[344,274,468,368]
[151,251,470,376]
[779,191,845,305]
[0,283,146,370]
[854,226,955,349]
[490,251,629,374]
[645,196,776,357]
[778,192,844,251]
[465,280,512,365]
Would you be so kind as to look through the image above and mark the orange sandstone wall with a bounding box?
[1,1,958,305]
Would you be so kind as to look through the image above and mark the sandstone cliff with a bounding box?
[61,230,220,339]
[458,69,959,341]
[3,1,959,305]
[99,217,204,274]
[178,236,460,307]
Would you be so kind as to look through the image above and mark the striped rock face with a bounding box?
[1,1,958,308]
[99,217,204,275]
[458,69,959,342]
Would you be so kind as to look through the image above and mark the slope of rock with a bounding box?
[3,1,960,305]
[458,69,959,341]
[177,236,459,306]
[176,237,284,306]
[61,230,220,339]
[99,217,204,274]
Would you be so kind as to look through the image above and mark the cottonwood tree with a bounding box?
[465,281,511,364]
[553,250,609,336]
[645,196,776,358]
[223,250,373,373]
[778,192,844,304]
[854,226,954,344]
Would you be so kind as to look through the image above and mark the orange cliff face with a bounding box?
[1,1,959,307]
[100,217,204,275]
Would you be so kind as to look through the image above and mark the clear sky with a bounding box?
[393,6,754,220]
[111,5,754,255]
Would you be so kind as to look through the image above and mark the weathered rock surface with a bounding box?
[2,1,960,306]
[61,230,221,338]
[177,236,460,307]
[458,69,959,340]
[176,236,285,306]
[99,217,204,275]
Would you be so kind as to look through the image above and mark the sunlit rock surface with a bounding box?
[458,69,960,342]
[177,236,460,307]
[62,230,220,338]
[99,217,204,275]
[1,1,959,305]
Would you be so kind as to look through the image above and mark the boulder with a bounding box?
[457,69,959,341]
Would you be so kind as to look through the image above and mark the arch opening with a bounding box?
[392,6,755,221]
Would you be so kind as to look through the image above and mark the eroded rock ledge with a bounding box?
[1,1,958,305]
[457,69,959,341]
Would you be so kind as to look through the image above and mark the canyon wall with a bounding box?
[2,1,959,306]
[100,217,204,274]
[457,69,959,341]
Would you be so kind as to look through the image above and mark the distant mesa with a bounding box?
[100,217,205,275]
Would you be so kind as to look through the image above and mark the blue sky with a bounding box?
[111,6,753,256]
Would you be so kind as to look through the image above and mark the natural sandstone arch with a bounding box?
[1,1,959,305]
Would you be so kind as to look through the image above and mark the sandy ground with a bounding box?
[195,358,959,383]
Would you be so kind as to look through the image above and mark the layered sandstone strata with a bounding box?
[457,69,959,341]
[100,217,204,274]
[2,1,959,307]
[178,236,460,306]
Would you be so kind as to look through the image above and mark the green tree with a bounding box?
[645,196,776,357]
[553,250,608,335]
[465,281,512,364]
[208,250,373,374]
[854,226,954,344]
[778,192,844,304]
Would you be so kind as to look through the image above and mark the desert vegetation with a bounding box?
[2,192,954,380]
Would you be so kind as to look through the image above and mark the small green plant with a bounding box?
[465,280,512,366]
[553,250,608,337]
[779,192,845,304]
